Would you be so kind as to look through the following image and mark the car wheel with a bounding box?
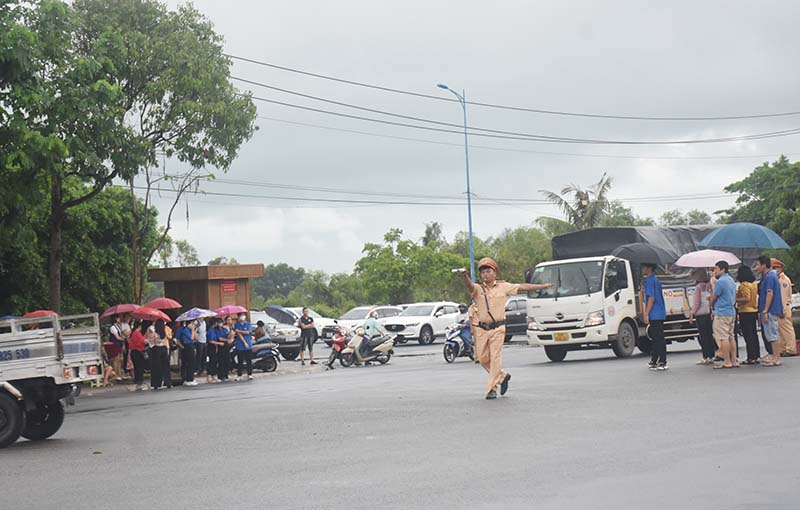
[340,352,355,367]
[612,322,636,358]
[544,345,567,362]
[418,326,434,345]
[21,400,65,441]
[443,344,456,363]
[0,392,24,449]
[280,349,299,361]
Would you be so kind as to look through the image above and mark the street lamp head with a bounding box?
[436,83,449,90]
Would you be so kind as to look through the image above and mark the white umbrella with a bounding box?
[675,249,741,268]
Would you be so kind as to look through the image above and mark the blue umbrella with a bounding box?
[175,307,217,322]
[700,222,790,250]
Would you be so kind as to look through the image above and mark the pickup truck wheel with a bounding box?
[612,322,637,358]
[544,345,568,362]
[21,400,65,441]
[418,326,434,345]
[636,336,653,354]
[0,393,24,448]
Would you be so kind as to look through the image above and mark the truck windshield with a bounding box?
[528,261,604,299]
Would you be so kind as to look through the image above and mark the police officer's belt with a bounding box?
[477,320,506,330]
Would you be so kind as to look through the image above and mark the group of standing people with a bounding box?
[104,313,258,391]
[689,255,796,369]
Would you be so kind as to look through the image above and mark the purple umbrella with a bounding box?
[176,307,217,322]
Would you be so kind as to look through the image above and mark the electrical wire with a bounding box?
[245,93,800,145]
[256,115,800,161]
[227,53,800,122]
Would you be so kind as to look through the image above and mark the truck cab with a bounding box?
[526,255,701,362]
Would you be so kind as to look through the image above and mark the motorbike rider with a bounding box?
[361,309,382,357]
[456,304,474,351]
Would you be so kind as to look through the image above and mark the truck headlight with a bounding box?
[527,318,541,331]
[584,310,605,327]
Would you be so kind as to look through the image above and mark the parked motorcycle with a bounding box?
[340,328,395,367]
[443,319,474,363]
[252,336,281,373]
[325,326,351,369]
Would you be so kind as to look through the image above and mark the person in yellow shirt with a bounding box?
[772,259,797,356]
[736,266,760,364]
[458,258,552,400]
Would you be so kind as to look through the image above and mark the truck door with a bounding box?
[604,259,633,328]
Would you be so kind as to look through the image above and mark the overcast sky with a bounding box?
[152,0,800,273]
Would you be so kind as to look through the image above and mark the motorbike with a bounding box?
[325,326,351,369]
[443,319,474,363]
[340,327,395,367]
[252,336,281,373]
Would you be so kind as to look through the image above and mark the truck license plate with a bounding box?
[554,333,569,342]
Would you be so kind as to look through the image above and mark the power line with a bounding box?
[245,93,800,145]
[227,53,800,122]
[257,114,800,161]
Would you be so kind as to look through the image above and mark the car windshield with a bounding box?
[528,261,604,299]
[340,307,371,320]
[400,305,434,317]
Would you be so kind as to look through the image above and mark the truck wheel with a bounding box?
[544,345,567,362]
[21,400,65,441]
[612,322,637,358]
[418,326,434,345]
[636,336,653,354]
[0,393,24,448]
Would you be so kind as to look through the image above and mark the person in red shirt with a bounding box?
[128,320,148,391]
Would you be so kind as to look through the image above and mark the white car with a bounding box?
[319,305,404,345]
[382,301,462,345]
[792,286,800,312]
[249,311,301,339]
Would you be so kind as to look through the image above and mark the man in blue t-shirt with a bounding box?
[711,260,737,368]
[175,321,198,385]
[233,314,254,380]
[756,255,784,366]
[642,263,668,370]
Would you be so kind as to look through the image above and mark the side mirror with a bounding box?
[505,305,513,312]
[434,310,443,317]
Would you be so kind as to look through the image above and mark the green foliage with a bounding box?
[600,201,655,227]
[174,240,201,267]
[208,256,239,265]
[723,156,800,280]
[541,172,613,229]
[659,209,713,226]
[251,263,307,302]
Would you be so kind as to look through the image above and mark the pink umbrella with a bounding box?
[100,303,140,319]
[215,305,247,317]
[144,297,183,310]
[131,307,171,322]
[675,249,741,268]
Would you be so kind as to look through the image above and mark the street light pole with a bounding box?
[437,84,475,282]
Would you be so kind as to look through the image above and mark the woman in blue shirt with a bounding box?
[175,321,198,386]
[233,314,254,381]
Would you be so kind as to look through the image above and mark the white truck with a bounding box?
[525,226,716,362]
[0,313,103,448]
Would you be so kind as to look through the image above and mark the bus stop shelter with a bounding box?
[148,264,264,312]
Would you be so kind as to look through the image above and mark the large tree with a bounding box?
[1,0,257,310]
[723,156,800,278]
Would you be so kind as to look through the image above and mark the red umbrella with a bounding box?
[100,303,141,319]
[131,307,171,322]
[23,310,59,318]
[214,305,247,317]
[144,297,183,310]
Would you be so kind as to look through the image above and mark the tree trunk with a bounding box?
[129,180,144,304]
[48,176,65,313]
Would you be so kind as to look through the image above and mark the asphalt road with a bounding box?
[2,339,798,510]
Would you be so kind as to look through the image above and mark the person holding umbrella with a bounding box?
[689,269,715,365]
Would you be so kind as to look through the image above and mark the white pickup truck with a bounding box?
[0,313,103,448]
[526,256,699,362]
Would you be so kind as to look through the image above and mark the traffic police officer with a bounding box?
[458,258,553,399]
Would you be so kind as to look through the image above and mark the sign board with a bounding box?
[221,280,237,293]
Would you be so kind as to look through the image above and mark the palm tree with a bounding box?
[539,172,614,230]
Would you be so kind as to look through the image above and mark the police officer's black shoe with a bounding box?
[485,390,497,400]
[500,373,511,396]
